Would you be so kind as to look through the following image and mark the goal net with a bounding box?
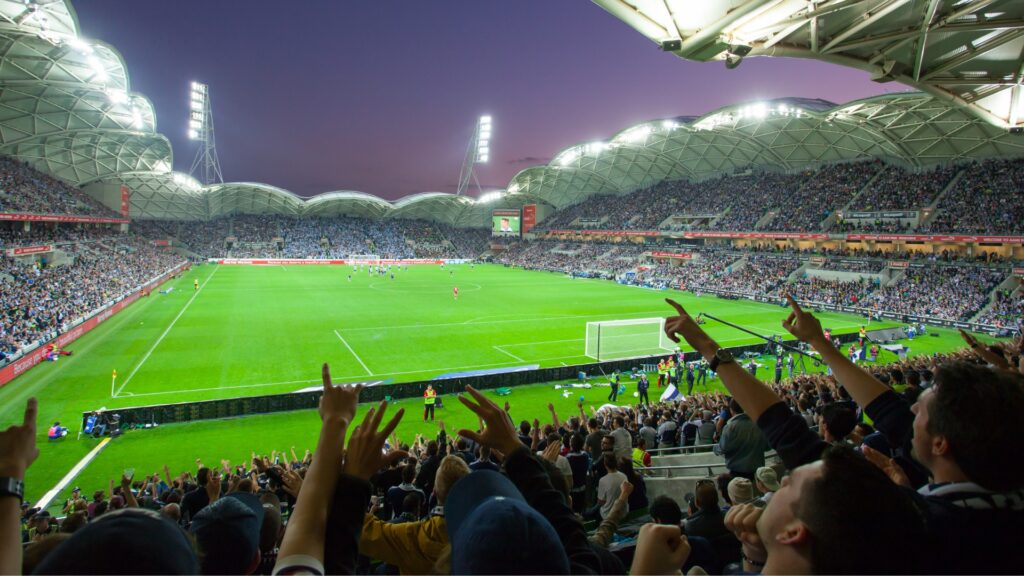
[585,318,677,361]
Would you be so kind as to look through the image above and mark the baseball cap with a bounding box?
[727,477,755,505]
[445,470,569,574]
[755,467,781,492]
[190,491,264,574]
[33,508,199,574]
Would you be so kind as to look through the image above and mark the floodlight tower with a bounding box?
[187,81,224,185]
[456,115,491,196]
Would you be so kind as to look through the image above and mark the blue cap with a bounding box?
[445,470,570,574]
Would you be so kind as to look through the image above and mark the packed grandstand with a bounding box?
[2,0,1024,575]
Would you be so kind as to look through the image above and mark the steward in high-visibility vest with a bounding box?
[423,385,437,422]
[632,439,652,473]
[657,359,668,388]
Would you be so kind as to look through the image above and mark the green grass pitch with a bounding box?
[0,263,984,505]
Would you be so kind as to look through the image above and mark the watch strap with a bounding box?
[0,477,24,502]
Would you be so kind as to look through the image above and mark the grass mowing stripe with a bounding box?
[113,265,220,397]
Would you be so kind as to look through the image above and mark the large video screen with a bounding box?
[492,209,521,237]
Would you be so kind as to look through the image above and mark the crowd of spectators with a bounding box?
[0,234,184,363]
[0,224,117,249]
[976,287,1023,329]
[5,299,1022,574]
[863,264,1006,321]
[832,218,915,233]
[0,157,119,218]
[924,157,1024,235]
[853,164,957,211]
[812,259,886,273]
[771,276,879,307]
[691,255,801,298]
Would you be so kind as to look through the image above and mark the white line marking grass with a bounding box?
[492,345,526,363]
[334,329,374,375]
[113,266,220,398]
[36,437,112,510]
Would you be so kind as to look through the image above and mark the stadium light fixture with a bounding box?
[131,107,144,129]
[475,115,492,164]
[477,190,503,203]
[172,172,202,192]
[66,36,93,54]
[189,81,208,141]
[105,88,128,105]
[87,55,107,82]
[507,182,520,194]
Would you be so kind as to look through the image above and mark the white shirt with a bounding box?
[597,471,627,519]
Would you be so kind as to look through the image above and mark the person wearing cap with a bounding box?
[358,455,469,574]
[191,491,265,574]
[754,466,780,505]
[727,476,756,506]
[62,486,82,514]
[456,385,605,573]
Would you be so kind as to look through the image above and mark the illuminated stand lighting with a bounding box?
[456,115,492,197]
[187,81,224,185]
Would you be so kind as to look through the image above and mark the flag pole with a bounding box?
[111,369,117,397]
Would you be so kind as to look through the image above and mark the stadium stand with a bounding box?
[0,157,120,219]
[924,157,1024,235]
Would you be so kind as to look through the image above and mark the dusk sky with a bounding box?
[77,1,910,200]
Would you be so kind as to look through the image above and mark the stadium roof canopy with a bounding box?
[593,0,1024,129]
[1,1,1023,223]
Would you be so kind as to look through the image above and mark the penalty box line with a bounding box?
[113,265,220,398]
[334,330,374,375]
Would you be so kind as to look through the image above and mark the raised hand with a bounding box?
[782,295,828,347]
[541,440,561,462]
[724,503,768,566]
[457,386,522,456]
[281,468,304,497]
[343,401,407,480]
[862,445,911,488]
[664,299,718,357]
[630,523,691,575]
[0,397,38,480]
[319,363,363,426]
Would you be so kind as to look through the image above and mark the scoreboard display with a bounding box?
[492,209,521,237]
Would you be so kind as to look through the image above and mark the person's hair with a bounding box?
[60,512,86,533]
[434,455,470,504]
[928,362,1024,491]
[603,453,618,471]
[906,370,921,387]
[694,480,718,511]
[795,445,926,574]
[618,457,638,482]
[644,417,654,428]
[546,432,561,446]
[401,493,421,516]
[426,440,438,457]
[649,495,682,526]
[196,467,210,487]
[260,503,282,554]
[637,437,646,449]
[160,503,181,523]
[889,368,905,385]
[728,397,743,415]
[570,433,584,452]
[22,533,72,574]
[520,421,531,435]
[401,463,416,483]
[588,417,598,430]
[614,416,625,428]
[821,404,857,440]
[92,501,109,517]
[455,438,468,451]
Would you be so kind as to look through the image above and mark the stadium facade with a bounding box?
[0,0,1022,227]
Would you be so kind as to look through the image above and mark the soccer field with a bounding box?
[0,262,977,503]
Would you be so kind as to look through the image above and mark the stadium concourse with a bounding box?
[1,0,1024,573]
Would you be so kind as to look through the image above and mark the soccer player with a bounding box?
[423,385,437,421]
[453,286,459,300]
[347,274,352,282]
[194,279,199,291]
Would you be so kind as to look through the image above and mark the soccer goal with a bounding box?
[584,318,677,361]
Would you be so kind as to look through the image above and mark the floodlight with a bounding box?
[508,182,520,194]
[188,129,199,140]
[479,115,492,124]
[66,36,93,54]
[478,155,489,163]
[87,56,107,81]
[478,191,503,203]
[131,108,143,129]
[559,149,579,166]
[662,120,677,130]
[190,99,203,111]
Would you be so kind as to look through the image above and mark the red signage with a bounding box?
[846,234,1024,244]
[218,258,445,265]
[889,261,909,269]
[0,262,188,388]
[6,245,53,256]
[685,231,830,240]
[0,213,128,224]
[521,204,537,234]
[1014,268,1024,277]
[650,251,692,259]
[120,185,130,219]
[152,239,170,247]
[547,229,660,237]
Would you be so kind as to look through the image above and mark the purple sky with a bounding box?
[77,1,907,200]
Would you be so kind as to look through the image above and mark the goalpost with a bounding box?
[585,318,677,361]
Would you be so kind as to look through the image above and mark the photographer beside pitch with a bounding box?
[659,296,1023,574]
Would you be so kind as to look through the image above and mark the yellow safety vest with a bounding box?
[424,390,436,405]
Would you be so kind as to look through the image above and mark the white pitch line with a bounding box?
[493,345,526,363]
[336,309,673,333]
[334,329,374,375]
[36,437,112,510]
[113,266,220,397]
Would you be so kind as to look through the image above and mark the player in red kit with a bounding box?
[453,286,459,300]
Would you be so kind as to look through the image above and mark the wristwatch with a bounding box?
[708,349,735,372]
[0,477,24,503]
